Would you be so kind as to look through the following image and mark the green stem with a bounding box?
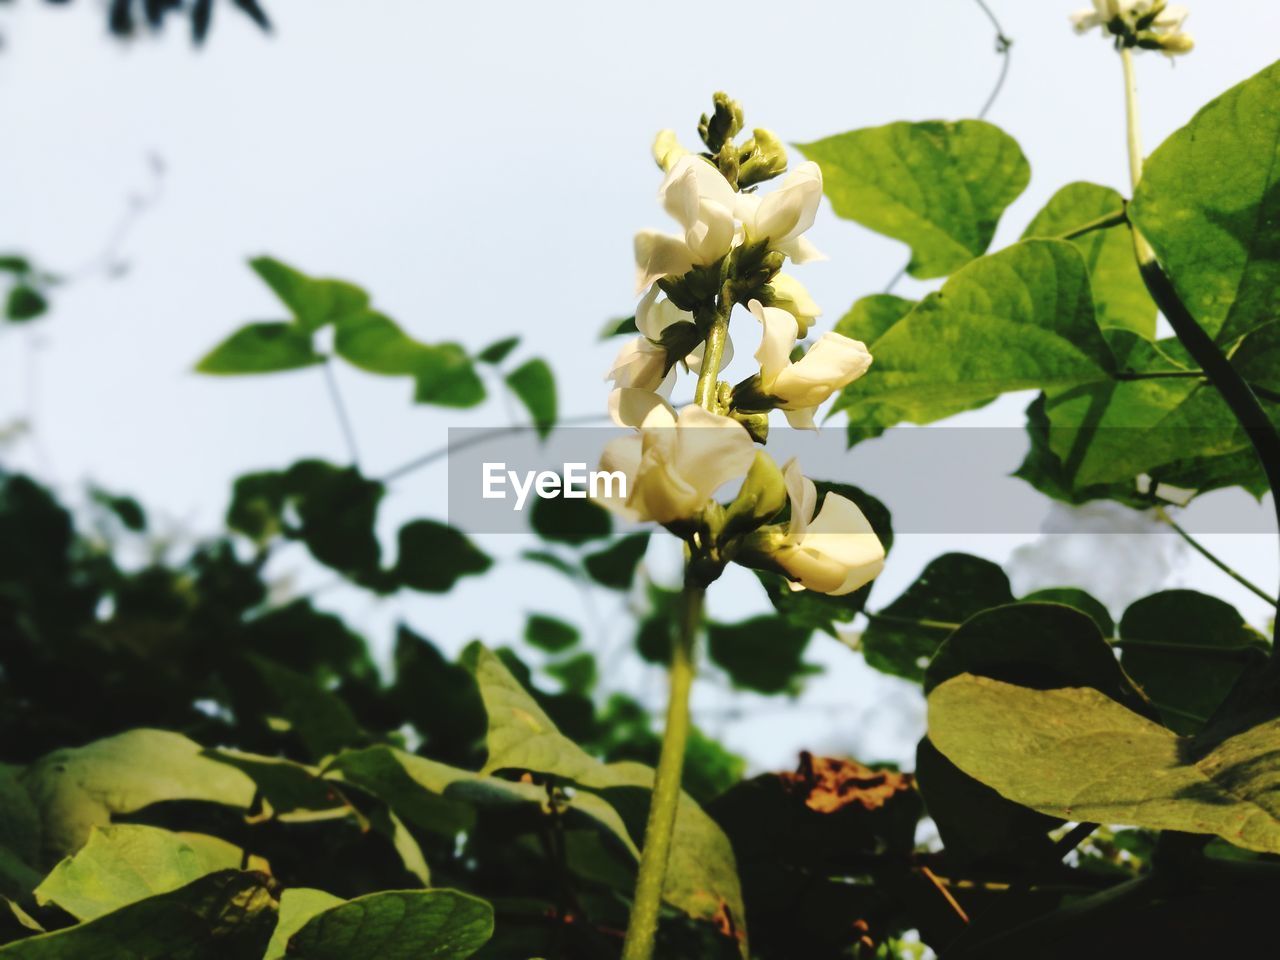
[622,280,735,960]
[694,284,733,410]
[1118,47,1280,654]
[1154,507,1278,606]
[620,582,704,960]
[1057,207,1129,241]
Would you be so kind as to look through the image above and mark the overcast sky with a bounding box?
[2,0,1277,769]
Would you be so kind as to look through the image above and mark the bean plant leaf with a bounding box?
[412,343,486,408]
[928,674,1280,855]
[332,313,487,407]
[5,287,48,323]
[476,336,520,365]
[393,520,492,593]
[523,614,579,653]
[707,616,818,695]
[284,889,493,959]
[504,358,557,439]
[195,322,323,375]
[33,825,244,922]
[798,120,1029,278]
[582,532,650,589]
[466,645,747,949]
[1022,182,1156,338]
[833,240,1115,426]
[19,730,254,865]
[1129,58,1280,344]
[0,870,276,959]
[861,553,1013,682]
[1119,590,1269,735]
[529,491,611,545]
[249,256,369,332]
[264,889,343,960]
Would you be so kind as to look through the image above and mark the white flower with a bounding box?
[596,401,756,525]
[767,273,822,337]
[768,459,884,596]
[750,299,872,430]
[735,161,826,264]
[633,156,737,292]
[1070,1,1193,54]
[606,337,676,397]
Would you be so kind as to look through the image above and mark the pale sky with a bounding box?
[2,0,1277,769]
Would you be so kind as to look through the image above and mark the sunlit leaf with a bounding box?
[505,358,557,439]
[284,889,493,959]
[195,323,322,375]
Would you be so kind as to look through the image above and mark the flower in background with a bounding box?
[1070,1,1193,55]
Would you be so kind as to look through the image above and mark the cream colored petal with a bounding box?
[634,230,695,293]
[775,235,827,265]
[608,387,675,428]
[669,404,756,504]
[781,457,817,537]
[594,435,643,519]
[684,331,733,374]
[749,299,799,389]
[636,289,692,340]
[685,198,737,264]
[606,337,672,392]
[799,493,885,595]
[782,406,818,431]
[753,162,823,243]
[772,332,873,406]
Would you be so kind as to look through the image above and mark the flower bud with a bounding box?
[698,92,744,153]
[738,128,789,189]
[652,129,690,172]
[765,273,822,338]
[722,450,787,541]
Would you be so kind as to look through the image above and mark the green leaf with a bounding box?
[545,652,598,695]
[466,645,747,946]
[582,532,650,589]
[475,336,520,365]
[0,768,39,874]
[203,751,347,817]
[505,358,557,439]
[195,322,322,375]
[19,730,254,865]
[925,603,1155,718]
[524,613,579,652]
[529,492,611,545]
[1129,58,1280,343]
[0,870,276,959]
[5,287,47,323]
[1020,588,1114,636]
[1119,590,1269,734]
[599,315,638,338]
[861,553,1013,682]
[393,520,492,593]
[412,343,486,408]
[1022,182,1156,338]
[798,120,1029,278]
[333,312,431,376]
[250,256,370,332]
[33,825,243,922]
[928,674,1280,855]
[391,628,487,767]
[0,256,32,274]
[707,616,817,695]
[834,240,1115,427]
[264,888,343,960]
[284,889,493,959]
[238,654,367,758]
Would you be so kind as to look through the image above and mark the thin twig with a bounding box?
[321,358,362,468]
[1154,506,1277,606]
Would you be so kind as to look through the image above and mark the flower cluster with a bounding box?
[597,94,884,596]
[1070,0,1193,55]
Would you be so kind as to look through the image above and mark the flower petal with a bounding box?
[634,230,694,293]
[749,299,799,389]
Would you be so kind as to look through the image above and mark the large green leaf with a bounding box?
[504,358,557,439]
[582,532,650,590]
[1119,590,1269,734]
[928,674,1280,854]
[466,645,747,948]
[834,240,1115,425]
[1022,182,1155,337]
[263,888,342,960]
[284,889,493,959]
[393,520,492,593]
[250,256,370,332]
[707,616,817,695]
[0,870,276,959]
[195,322,323,375]
[19,730,254,865]
[33,826,243,922]
[861,553,1013,682]
[1130,58,1280,344]
[331,312,487,407]
[411,343,486,408]
[798,120,1029,278]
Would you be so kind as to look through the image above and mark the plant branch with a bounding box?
[1154,507,1278,606]
[620,582,703,960]
[1057,207,1129,241]
[321,358,361,469]
[1119,46,1280,652]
